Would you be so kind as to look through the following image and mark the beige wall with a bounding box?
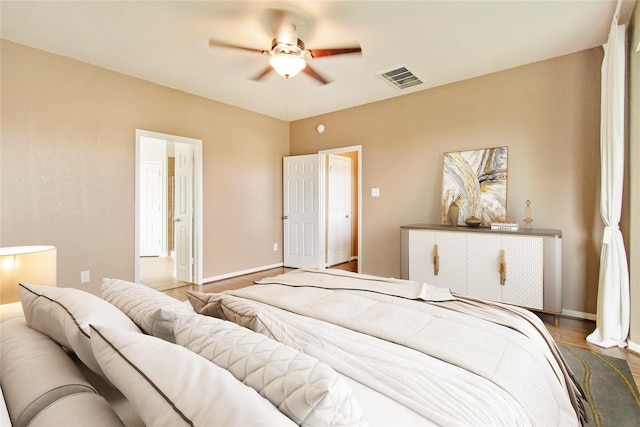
[0,38,621,318]
[0,40,289,296]
[291,49,604,316]
[629,2,640,348]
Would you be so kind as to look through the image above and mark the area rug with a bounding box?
[561,345,640,427]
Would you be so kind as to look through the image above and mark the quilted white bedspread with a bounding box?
[225,269,582,427]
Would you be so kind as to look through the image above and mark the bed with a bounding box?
[187,268,587,427]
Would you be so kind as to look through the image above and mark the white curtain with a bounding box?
[586,11,629,348]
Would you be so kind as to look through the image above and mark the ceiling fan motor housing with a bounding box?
[271,37,306,56]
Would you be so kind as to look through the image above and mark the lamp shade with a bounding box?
[269,53,306,79]
[0,246,56,304]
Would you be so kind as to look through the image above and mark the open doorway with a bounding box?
[321,146,361,270]
[282,146,361,272]
[135,130,203,289]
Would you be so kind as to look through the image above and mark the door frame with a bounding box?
[134,129,204,285]
[319,145,362,272]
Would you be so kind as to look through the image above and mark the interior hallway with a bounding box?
[139,256,191,291]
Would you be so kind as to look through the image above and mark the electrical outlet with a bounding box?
[80,270,90,283]
[273,243,278,252]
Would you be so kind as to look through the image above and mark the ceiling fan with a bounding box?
[209,11,361,85]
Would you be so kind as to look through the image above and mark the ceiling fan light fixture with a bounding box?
[269,53,306,79]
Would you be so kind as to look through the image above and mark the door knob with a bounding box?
[281,216,288,220]
[174,217,182,222]
[345,215,350,218]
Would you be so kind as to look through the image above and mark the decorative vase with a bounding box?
[465,216,482,228]
[524,199,534,230]
[448,202,459,226]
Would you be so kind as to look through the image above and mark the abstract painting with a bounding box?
[441,146,508,226]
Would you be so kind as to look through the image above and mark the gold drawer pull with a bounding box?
[499,249,506,285]
[433,244,439,276]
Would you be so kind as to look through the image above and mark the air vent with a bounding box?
[377,66,423,90]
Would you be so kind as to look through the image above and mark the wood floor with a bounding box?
[139,256,191,291]
[160,262,640,390]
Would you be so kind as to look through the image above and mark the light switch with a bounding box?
[371,188,380,197]
[80,270,90,283]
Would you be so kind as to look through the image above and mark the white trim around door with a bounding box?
[135,129,204,285]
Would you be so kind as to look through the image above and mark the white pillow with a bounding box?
[186,291,303,351]
[174,313,366,427]
[90,324,297,427]
[19,283,142,376]
[102,278,194,342]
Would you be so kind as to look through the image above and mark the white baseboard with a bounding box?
[561,309,597,321]
[201,263,284,285]
[628,339,640,354]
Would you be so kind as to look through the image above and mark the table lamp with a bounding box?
[0,246,56,320]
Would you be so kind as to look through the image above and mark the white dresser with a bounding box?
[400,224,562,324]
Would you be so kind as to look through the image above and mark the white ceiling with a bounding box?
[1,1,617,122]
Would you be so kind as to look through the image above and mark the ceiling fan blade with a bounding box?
[308,46,362,58]
[209,38,267,54]
[302,65,330,85]
[251,66,273,81]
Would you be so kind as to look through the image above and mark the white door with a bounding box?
[283,155,323,268]
[140,161,163,256]
[174,143,193,282]
[327,155,351,266]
